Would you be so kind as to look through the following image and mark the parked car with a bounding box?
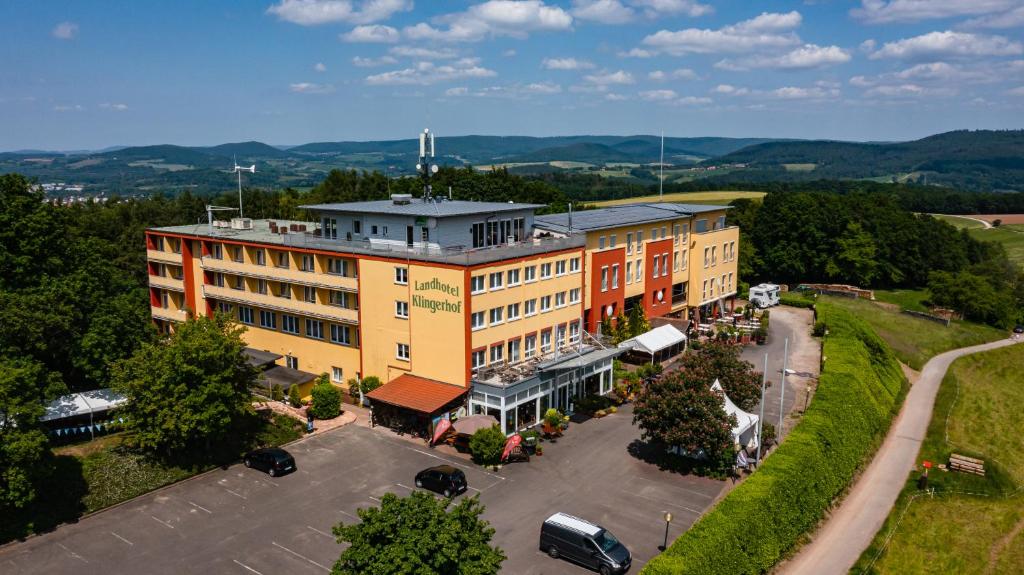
[414,465,467,497]
[540,512,631,574]
[243,447,296,477]
[1014,325,1023,334]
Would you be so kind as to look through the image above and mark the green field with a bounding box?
[968,225,1024,270]
[932,214,987,230]
[782,163,816,171]
[855,344,1024,574]
[819,295,1006,370]
[589,190,766,207]
[873,289,931,313]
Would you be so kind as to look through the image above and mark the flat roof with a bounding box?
[535,202,730,233]
[366,374,468,414]
[300,199,543,218]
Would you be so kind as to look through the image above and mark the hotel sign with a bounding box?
[413,278,462,314]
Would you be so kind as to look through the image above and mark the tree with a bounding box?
[611,313,629,344]
[310,376,342,419]
[288,384,303,408]
[111,314,258,459]
[675,342,765,411]
[825,222,878,286]
[626,305,650,338]
[331,491,505,575]
[632,368,736,468]
[469,425,506,466]
[0,358,65,510]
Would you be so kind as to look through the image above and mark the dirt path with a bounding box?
[782,337,1022,575]
[986,515,1024,574]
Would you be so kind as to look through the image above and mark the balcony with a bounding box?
[148,274,185,292]
[202,283,359,325]
[147,249,182,265]
[151,306,187,323]
[199,256,358,292]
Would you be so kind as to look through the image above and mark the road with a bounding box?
[782,337,1022,575]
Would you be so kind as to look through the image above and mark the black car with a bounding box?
[414,465,467,497]
[1014,325,1023,334]
[244,447,296,477]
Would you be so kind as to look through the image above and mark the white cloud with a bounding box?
[640,89,677,100]
[605,93,628,101]
[768,86,839,99]
[52,22,78,40]
[961,5,1024,29]
[352,55,398,67]
[314,62,327,72]
[852,0,1019,24]
[649,70,666,80]
[870,31,1023,60]
[267,0,412,26]
[54,104,84,111]
[619,48,655,58]
[859,39,876,53]
[633,0,712,18]
[445,86,470,96]
[341,24,400,42]
[365,59,497,85]
[389,46,459,59]
[712,84,749,95]
[650,68,698,80]
[503,48,517,56]
[571,0,635,24]
[584,69,635,85]
[290,82,336,93]
[674,95,712,105]
[863,83,956,98]
[542,57,595,70]
[404,1,573,42]
[443,81,562,98]
[99,103,129,111]
[641,11,802,55]
[524,81,563,94]
[716,44,851,71]
[1007,86,1024,95]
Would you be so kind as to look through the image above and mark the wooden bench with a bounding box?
[949,453,985,476]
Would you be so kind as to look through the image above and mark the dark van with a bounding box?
[540,512,631,574]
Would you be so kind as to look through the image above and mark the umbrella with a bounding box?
[452,414,499,436]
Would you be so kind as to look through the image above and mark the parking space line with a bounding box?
[307,525,333,538]
[109,531,134,546]
[56,543,88,564]
[223,487,247,500]
[632,476,717,501]
[233,559,264,574]
[368,496,381,502]
[150,515,175,529]
[338,510,358,521]
[407,447,506,481]
[619,490,703,515]
[466,486,481,493]
[395,483,415,491]
[271,541,330,572]
[188,501,212,514]
[258,478,279,488]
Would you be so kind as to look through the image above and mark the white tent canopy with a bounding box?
[40,388,127,423]
[711,379,759,450]
[618,324,687,355]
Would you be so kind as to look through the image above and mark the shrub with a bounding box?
[758,421,776,448]
[271,384,284,401]
[644,301,907,575]
[288,384,303,408]
[309,381,342,419]
[470,425,506,466]
[780,292,816,309]
[575,394,613,415]
[543,408,563,428]
[992,218,1002,227]
[812,320,828,337]
[361,376,382,394]
[609,406,618,414]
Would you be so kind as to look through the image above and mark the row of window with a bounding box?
[469,289,581,330]
[203,242,357,278]
[704,241,737,268]
[701,273,736,302]
[208,273,357,308]
[218,301,358,346]
[595,216,728,254]
[470,257,581,294]
[471,322,582,369]
[599,249,690,292]
[149,236,182,254]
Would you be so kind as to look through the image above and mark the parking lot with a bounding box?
[0,405,725,575]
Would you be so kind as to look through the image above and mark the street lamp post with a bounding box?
[756,353,767,465]
[659,511,673,551]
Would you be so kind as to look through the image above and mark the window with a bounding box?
[626,232,633,254]
[682,223,689,241]
[332,367,343,383]
[286,356,298,370]
[651,227,659,241]
[331,324,352,345]
[231,246,243,263]
[674,251,680,271]
[524,298,537,316]
[555,291,566,308]
[472,349,486,369]
[489,306,504,325]
[717,215,726,229]
[711,246,717,266]
[524,335,537,358]
[652,259,659,279]
[276,252,288,268]
[601,266,609,291]
[636,231,643,252]
[730,241,736,261]
[695,219,708,233]
[540,295,552,312]
[471,311,486,330]
[421,227,429,242]
[254,249,266,266]
[394,267,408,285]
[211,272,225,287]
[259,310,276,329]
[396,343,410,361]
[277,282,291,299]
[611,264,619,289]
[729,272,734,291]
[541,331,552,353]
[555,260,566,276]
[282,315,299,334]
[540,263,552,279]
[508,339,521,363]
[626,261,632,284]
[681,249,687,270]
[471,222,486,248]
[556,325,567,348]
[489,344,503,364]
[215,300,230,313]
[323,218,338,240]
[507,268,520,286]
[153,236,165,251]
[353,220,362,234]
[524,266,536,282]
[303,286,316,303]
[569,288,580,304]
[471,275,485,293]
[329,290,349,308]
[489,272,503,290]
[569,257,580,273]
[569,322,580,344]
[507,303,521,321]
[635,259,642,283]
[702,279,708,301]
[609,234,617,249]
[238,306,254,325]
[662,253,669,277]
[661,226,667,240]
[211,243,223,260]
[232,275,244,290]
[598,236,606,249]
[395,300,409,318]
[327,258,348,276]
[371,225,378,235]
[305,319,324,340]
[704,247,710,268]
[673,224,680,245]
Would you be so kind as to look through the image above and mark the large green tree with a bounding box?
[675,341,766,411]
[332,491,505,575]
[111,314,257,459]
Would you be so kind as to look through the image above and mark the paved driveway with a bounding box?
[0,405,725,575]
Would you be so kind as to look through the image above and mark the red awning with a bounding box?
[366,374,468,415]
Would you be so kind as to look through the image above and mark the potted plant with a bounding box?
[542,408,563,436]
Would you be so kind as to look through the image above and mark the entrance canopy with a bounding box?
[711,379,759,448]
[618,324,687,355]
[367,374,468,415]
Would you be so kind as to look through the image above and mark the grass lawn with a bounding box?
[932,214,988,230]
[854,344,1024,574]
[967,225,1024,271]
[588,190,766,207]
[819,295,1007,370]
[873,289,931,313]
[0,412,303,544]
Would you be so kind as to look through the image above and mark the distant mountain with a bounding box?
[200,141,293,160]
[506,143,638,165]
[711,130,1024,192]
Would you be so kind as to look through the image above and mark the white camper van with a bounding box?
[748,283,781,309]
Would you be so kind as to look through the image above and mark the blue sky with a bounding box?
[2,0,1023,150]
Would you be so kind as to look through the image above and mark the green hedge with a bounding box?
[779,292,816,309]
[643,301,906,574]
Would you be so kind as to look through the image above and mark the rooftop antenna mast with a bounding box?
[205,204,239,234]
[232,155,256,218]
[416,128,438,201]
[659,131,664,202]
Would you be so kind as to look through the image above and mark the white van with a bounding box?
[748,283,781,309]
